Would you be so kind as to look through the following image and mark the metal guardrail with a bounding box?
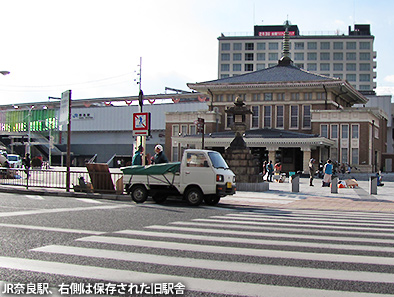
[0,167,124,194]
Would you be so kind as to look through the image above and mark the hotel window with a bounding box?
[360,53,371,60]
[276,105,284,128]
[295,63,304,68]
[333,63,343,71]
[226,113,233,128]
[245,64,254,71]
[320,124,328,138]
[317,92,326,100]
[346,63,356,71]
[334,74,343,79]
[257,43,266,50]
[221,43,230,50]
[346,42,357,50]
[290,105,299,128]
[245,53,254,61]
[320,52,330,60]
[346,53,356,60]
[351,124,359,139]
[277,93,285,101]
[331,124,338,139]
[341,148,348,164]
[320,42,330,49]
[360,63,370,71]
[307,52,317,60]
[346,74,356,82]
[233,53,242,61]
[172,125,179,136]
[360,74,370,82]
[245,43,254,50]
[320,63,330,71]
[233,64,242,71]
[221,64,230,71]
[251,106,259,128]
[221,53,230,61]
[307,42,317,49]
[351,148,359,164]
[252,94,261,101]
[216,94,224,102]
[303,105,311,128]
[294,42,304,50]
[333,52,343,60]
[268,42,278,50]
[226,94,236,102]
[333,42,343,49]
[294,53,304,60]
[189,125,196,135]
[359,42,370,50]
[256,64,265,70]
[291,93,300,100]
[268,53,278,61]
[257,53,265,60]
[304,93,312,100]
[341,124,349,139]
[263,106,272,128]
[264,93,273,101]
[172,146,178,162]
[233,43,242,50]
[307,63,317,71]
[181,125,188,135]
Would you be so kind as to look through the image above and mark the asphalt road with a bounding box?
[1,193,394,296]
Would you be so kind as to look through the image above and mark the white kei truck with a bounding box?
[121,149,236,206]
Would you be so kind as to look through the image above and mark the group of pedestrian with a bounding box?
[309,158,333,187]
[262,160,281,182]
[132,144,168,166]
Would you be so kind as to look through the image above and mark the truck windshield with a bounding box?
[208,152,229,169]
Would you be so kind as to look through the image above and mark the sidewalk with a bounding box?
[1,177,394,213]
[223,177,394,213]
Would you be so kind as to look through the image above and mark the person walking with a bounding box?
[267,160,274,182]
[323,159,333,187]
[132,145,144,165]
[308,158,315,186]
[152,144,168,164]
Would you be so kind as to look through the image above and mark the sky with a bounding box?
[0,0,393,105]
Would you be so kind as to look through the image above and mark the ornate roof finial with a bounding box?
[278,19,293,66]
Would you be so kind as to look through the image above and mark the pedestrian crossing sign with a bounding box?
[133,112,151,136]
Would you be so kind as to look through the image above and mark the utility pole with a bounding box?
[135,57,146,164]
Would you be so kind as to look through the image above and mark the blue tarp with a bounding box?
[121,162,181,175]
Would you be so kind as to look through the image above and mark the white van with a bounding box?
[7,154,22,168]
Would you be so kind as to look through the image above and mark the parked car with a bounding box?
[7,154,22,168]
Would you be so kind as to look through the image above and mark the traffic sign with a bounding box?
[133,112,151,136]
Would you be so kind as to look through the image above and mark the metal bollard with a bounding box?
[331,177,338,193]
[370,176,377,195]
[291,175,299,193]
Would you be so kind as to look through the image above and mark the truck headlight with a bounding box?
[216,174,224,182]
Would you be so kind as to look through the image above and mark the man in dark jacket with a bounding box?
[152,144,168,164]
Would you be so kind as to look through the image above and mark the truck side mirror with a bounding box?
[203,160,209,167]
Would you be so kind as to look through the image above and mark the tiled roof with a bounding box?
[200,65,337,84]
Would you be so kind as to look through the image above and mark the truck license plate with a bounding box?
[226,182,232,188]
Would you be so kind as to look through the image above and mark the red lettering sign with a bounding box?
[258,31,295,37]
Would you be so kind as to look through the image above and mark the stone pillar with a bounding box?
[301,148,311,174]
[267,147,278,163]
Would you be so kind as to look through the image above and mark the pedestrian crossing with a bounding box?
[2,209,394,296]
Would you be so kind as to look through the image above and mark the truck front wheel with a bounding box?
[184,187,203,206]
[131,185,148,203]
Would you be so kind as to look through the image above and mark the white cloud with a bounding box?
[384,75,394,84]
